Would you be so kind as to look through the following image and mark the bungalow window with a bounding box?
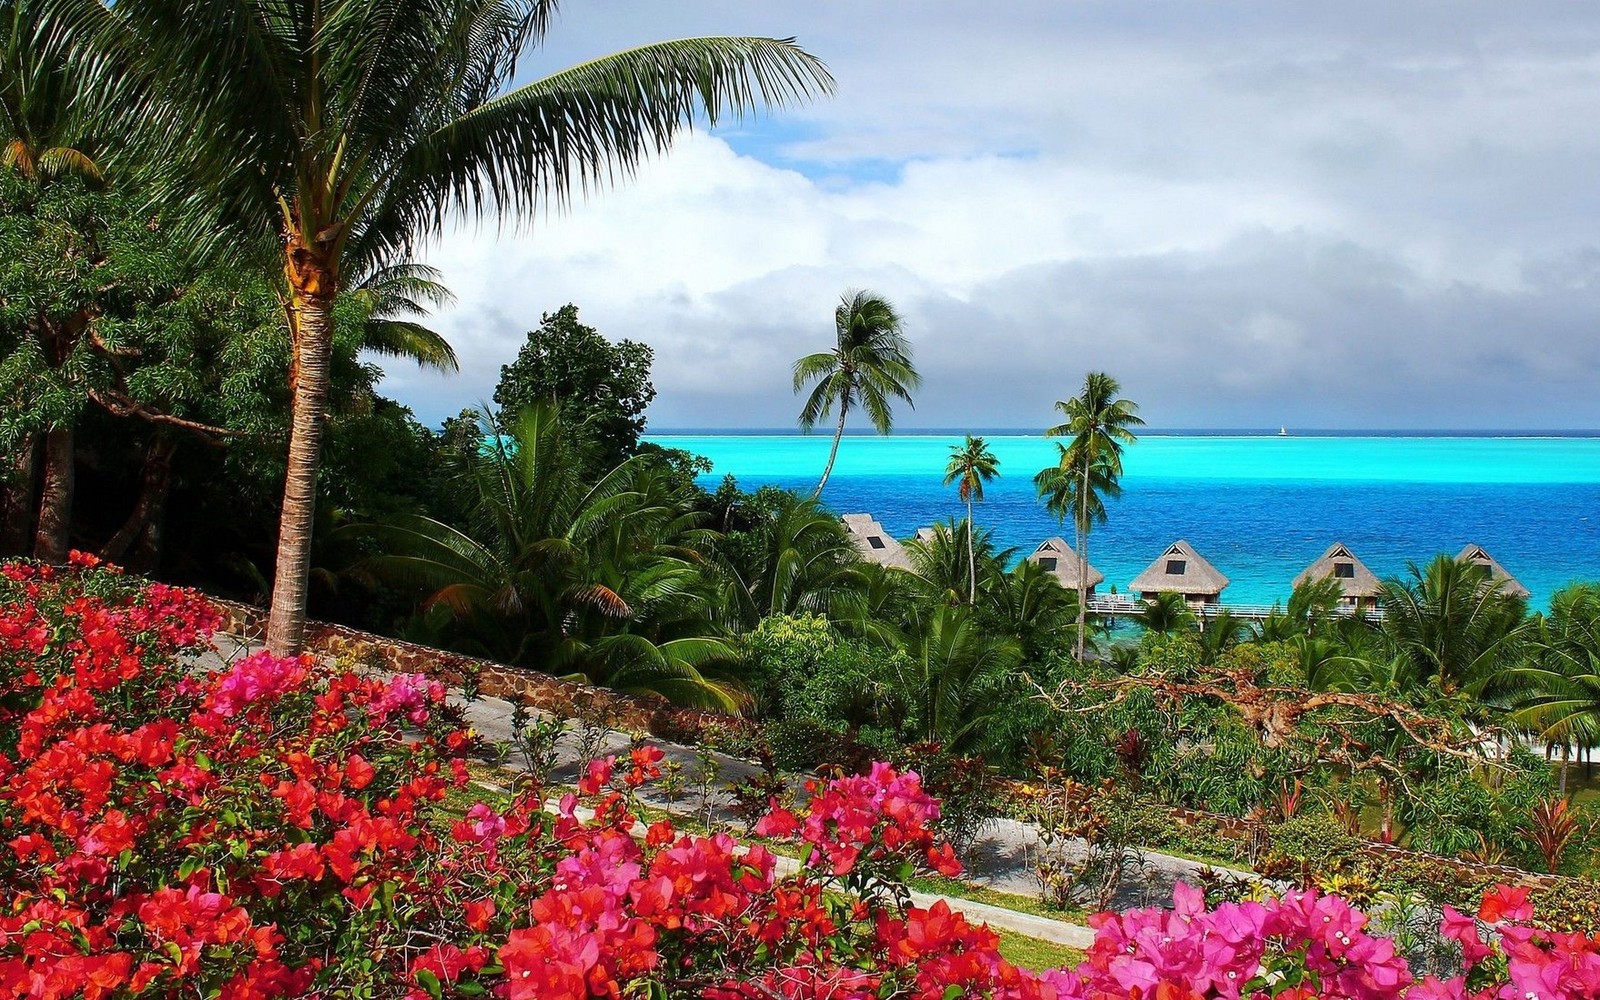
[1165,560,1186,575]
[867,536,885,549]
[1038,557,1057,571]
[1333,562,1355,578]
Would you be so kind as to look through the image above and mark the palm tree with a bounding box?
[1140,591,1196,636]
[794,290,920,497]
[714,492,865,629]
[358,404,741,709]
[351,263,459,373]
[1038,372,1143,662]
[899,604,1021,754]
[943,434,999,603]
[905,518,1010,608]
[1380,554,1528,699]
[1504,585,1600,790]
[68,0,831,655]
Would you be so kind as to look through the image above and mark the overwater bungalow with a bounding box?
[841,514,913,570]
[1026,537,1104,596]
[913,527,937,544]
[1457,544,1532,600]
[1294,542,1383,612]
[1130,540,1229,607]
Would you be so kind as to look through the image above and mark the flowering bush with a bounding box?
[0,557,1595,1000]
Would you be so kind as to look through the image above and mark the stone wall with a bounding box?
[210,599,739,740]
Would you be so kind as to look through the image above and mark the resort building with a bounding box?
[1293,542,1383,612]
[840,514,913,571]
[1457,544,1532,600]
[1130,540,1229,607]
[913,527,938,544]
[1026,537,1104,596]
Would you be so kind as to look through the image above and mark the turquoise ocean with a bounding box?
[644,433,1600,610]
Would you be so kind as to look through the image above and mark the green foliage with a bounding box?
[493,305,656,474]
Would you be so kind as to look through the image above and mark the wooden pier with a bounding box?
[1086,597,1382,623]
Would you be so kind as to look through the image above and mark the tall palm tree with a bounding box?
[794,290,920,497]
[67,0,832,655]
[1038,372,1143,662]
[904,518,1010,608]
[943,434,999,603]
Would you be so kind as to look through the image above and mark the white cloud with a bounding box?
[382,2,1600,430]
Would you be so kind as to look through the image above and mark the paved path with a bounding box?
[206,633,1263,950]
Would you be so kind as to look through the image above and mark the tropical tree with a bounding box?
[715,491,865,629]
[794,290,920,497]
[1380,554,1528,700]
[358,404,741,708]
[1140,591,1196,636]
[986,557,1080,662]
[1504,584,1600,789]
[943,434,999,603]
[898,604,1021,754]
[68,0,831,656]
[904,518,1009,608]
[1038,372,1143,662]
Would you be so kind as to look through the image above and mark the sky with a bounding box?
[388,1,1600,431]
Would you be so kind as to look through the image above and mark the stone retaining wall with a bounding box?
[210,599,738,739]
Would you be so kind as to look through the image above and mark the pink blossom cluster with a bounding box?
[204,650,310,718]
[372,671,447,724]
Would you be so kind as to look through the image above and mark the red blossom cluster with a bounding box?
[1,557,1595,1000]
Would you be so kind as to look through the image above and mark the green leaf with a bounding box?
[414,969,442,1000]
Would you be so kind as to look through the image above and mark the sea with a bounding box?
[643,431,1600,610]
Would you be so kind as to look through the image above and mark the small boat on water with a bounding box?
[1279,426,1288,436]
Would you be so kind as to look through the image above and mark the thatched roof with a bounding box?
[840,514,912,570]
[1294,542,1383,598]
[1130,540,1229,596]
[913,527,937,543]
[1026,536,1104,589]
[1457,544,1531,600]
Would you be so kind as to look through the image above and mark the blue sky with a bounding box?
[390,2,1600,431]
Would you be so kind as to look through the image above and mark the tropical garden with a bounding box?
[5,0,1600,996]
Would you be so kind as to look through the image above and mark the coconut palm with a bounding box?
[1380,554,1528,700]
[794,290,920,497]
[1,0,102,186]
[1504,584,1600,788]
[1140,591,1196,636]
[66,0,831,655]
[943,434,999,603]
[905,518,1010,608]
[350,263,459,373]
[1039,372,1143,662]
[715,492,865,629]
[988,557,1080,662]
[1035,443,1118,660]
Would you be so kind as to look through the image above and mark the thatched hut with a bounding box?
[1457,544,1531,600]
[913,527,937,544]
[841,514,912,570]
[1294,542,1383,612]
[1026,537,1105,595]
[1130,540,1229,607]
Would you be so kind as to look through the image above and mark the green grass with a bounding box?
[908,874,1087,924]
[994,928,1085,971]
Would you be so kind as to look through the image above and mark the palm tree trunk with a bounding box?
[1076,461,1090,662]
[266,276,336,656]
[32,426,73,563]
[102,436,175,565]
[966,497,976,604]
[1561,742,1571,794]
[1,433,38,556]
[812,408,847,498]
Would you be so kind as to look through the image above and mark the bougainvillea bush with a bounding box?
[0,557,1596,999]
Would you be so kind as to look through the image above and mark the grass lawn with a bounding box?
[994,928,1086,971]
[908,873,1087,924]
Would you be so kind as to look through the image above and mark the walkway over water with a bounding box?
[1087,597,1382,623]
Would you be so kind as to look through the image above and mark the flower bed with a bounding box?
[1,557,1595,999]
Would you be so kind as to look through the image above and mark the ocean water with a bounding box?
[644,433,1600,609]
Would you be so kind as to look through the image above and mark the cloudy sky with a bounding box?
[389,1,1600,430]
